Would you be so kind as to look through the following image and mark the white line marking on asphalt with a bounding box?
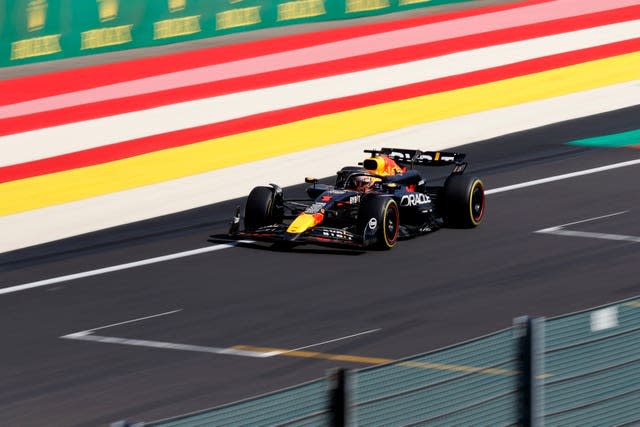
[535,211,628,233]
[485,159,640,195]
[72,309,183,334]
[541,229,640,243]
[60,308,280,358]
[61,311,377,358]
[3,157,640,297]
[535,211,640,243]
[0,240,254,296]
[278,328,382,354]
[61,333,279,358]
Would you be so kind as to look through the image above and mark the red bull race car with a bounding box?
[225,148,485,250]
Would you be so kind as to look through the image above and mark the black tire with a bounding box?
[358,195,400,249]
[443,175,485,228]
[244,186,277,231]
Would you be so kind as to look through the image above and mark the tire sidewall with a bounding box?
[443,175,485,228]
[358,195,400,249]
[244,186,276,231]
[467,178,485,226]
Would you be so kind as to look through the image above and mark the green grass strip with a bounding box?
[568,129,640,147]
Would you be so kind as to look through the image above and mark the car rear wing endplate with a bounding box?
[364,147,467,172]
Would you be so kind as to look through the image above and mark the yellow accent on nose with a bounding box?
[287,213,322,233]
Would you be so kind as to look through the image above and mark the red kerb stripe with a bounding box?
[2,37,638,184]
[2,5,638,136]
[0,0,553,105]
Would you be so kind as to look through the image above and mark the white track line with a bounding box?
[539,229,640,243]
[485,159,640,194]
[60,308,279,358]
[60,310,376,359]
[2,158,640,296]
[62,324,379,359]
[61,334,279,358]
[0,241,254,296]
[72,309,183,334]
[278,328,382,354]
[535,211,640,243]
[535,211,628,232]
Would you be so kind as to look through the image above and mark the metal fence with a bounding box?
[119,296,640,426]
[352,328,521,426]
[144,378,329,427]
[543,300,640,426]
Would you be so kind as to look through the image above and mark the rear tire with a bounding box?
[244,186,277,231]
[358,195,400,249]
[443,175,485,228]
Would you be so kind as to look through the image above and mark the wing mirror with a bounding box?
[305,177,318,184]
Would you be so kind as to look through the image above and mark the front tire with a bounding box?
[358,195,400,249]
[443,175,485,228]
[244,186,278,231]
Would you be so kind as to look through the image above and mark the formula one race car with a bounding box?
[225,148,485,250]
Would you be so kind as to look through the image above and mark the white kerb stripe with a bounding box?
[3,0,635,120]
[2,80,637,254]
[2,20,639,166]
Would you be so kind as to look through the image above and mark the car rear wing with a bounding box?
[364,148,467,173]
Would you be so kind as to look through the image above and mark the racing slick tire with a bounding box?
[443,175,485,228]
[244,186,279,231]
[358,195,400,250]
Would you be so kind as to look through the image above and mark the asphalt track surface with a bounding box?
[0,104,639,426]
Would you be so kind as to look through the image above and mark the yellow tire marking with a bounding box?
[2,51,640,215]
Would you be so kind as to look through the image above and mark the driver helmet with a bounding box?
[352,175,379,192]
[363,155,405,176]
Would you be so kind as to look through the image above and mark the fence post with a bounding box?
[514,316,545,427]
[328,367,349,427]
